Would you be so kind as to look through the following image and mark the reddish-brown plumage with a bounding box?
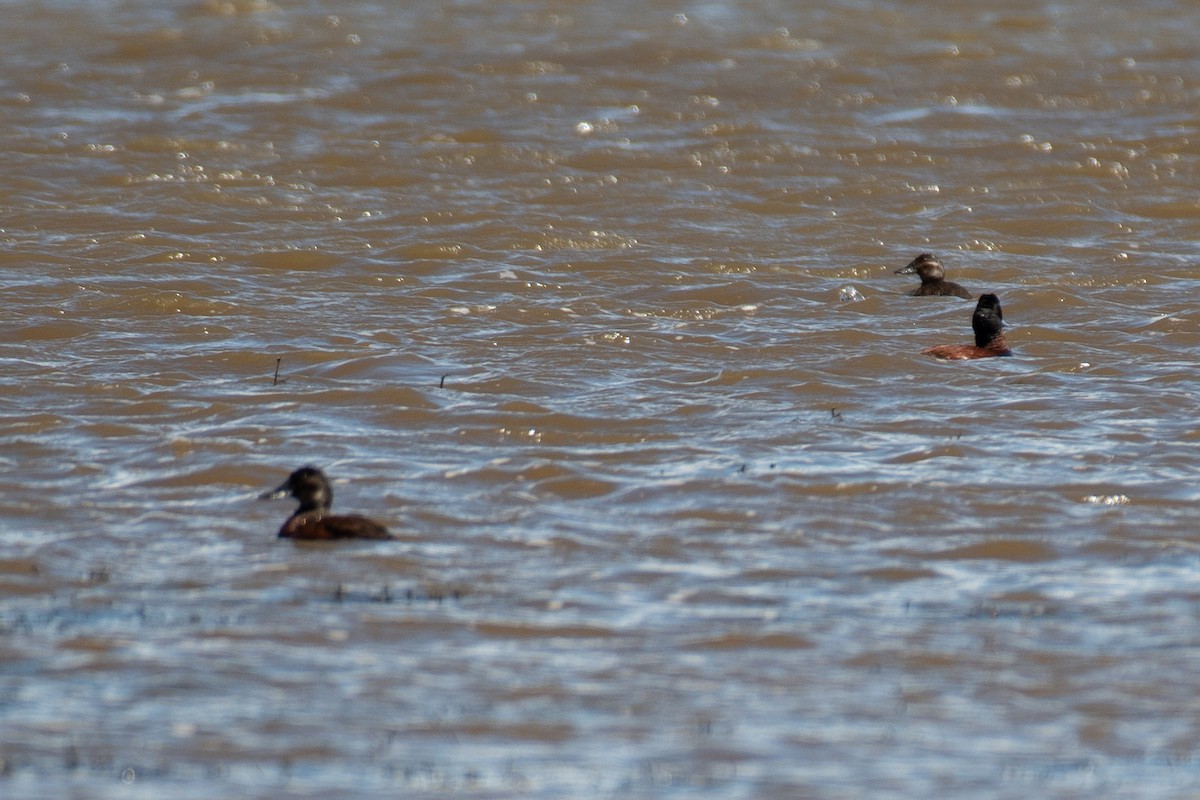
[922,293,1012,360]
[921,340,1011,360]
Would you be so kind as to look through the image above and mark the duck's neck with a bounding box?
[980,332,1011,355]
[294,496,329,514]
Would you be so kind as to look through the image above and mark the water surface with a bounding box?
[3,1,1200,797]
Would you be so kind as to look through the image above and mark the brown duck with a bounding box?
[922,293,1012,360]
[260,466,395,540]
[895,253,973,299]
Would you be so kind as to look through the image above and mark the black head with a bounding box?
[260,466,333,513]
[971,293,1005,347]
[896,253,944,280]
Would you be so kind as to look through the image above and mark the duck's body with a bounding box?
[260,466,394,540]
[896,253,973,299]
[922,293,1012,360]
[276,509,394,540]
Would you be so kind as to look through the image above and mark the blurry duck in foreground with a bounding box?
[260,466,395,540]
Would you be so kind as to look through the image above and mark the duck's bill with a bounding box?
[259,484,290,501]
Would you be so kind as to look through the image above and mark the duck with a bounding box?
[895,253,973,299]
[259,466,395,540]
[922,293,1012,360]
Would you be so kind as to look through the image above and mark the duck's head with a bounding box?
[896,253,945,281]
[260,466,333,513]
[971,293,1005,346]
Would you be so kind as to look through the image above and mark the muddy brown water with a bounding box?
[3,1,1200,797]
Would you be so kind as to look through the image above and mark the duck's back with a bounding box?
[921,342,1011,360]
[279,511,395,540]
[911,280,973,299]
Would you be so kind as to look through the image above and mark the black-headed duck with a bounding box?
[922,293,1012,360]
[896,253,973,299]
[260,466,394,540]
